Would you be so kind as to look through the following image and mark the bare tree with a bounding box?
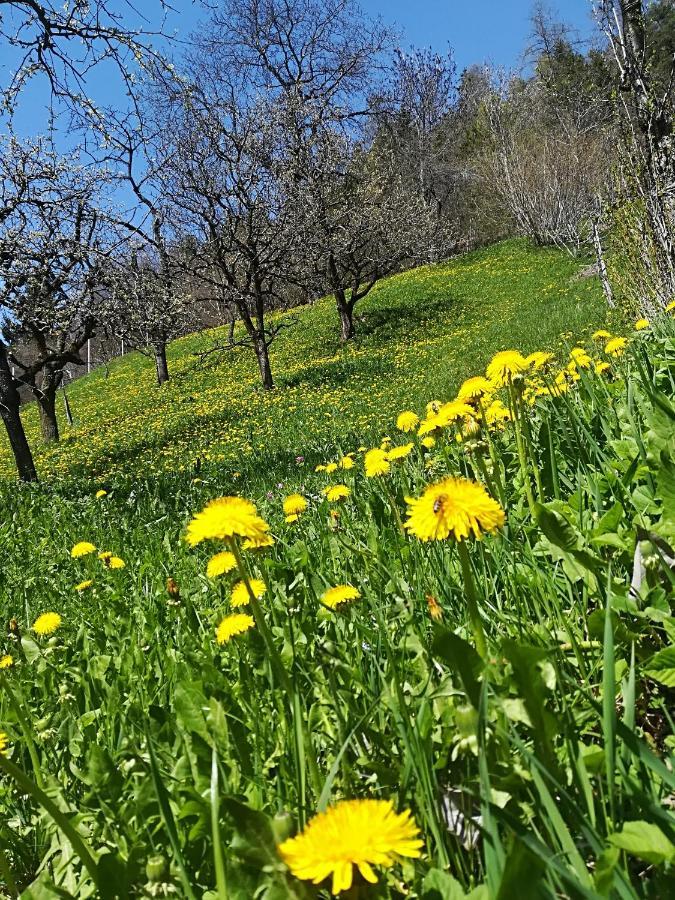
[0,136,112,445]
[596,0,675,307]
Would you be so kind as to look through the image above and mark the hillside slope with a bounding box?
[0,240,607,483]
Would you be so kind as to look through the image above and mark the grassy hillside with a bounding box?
[0,240,607,483]
[5,241,675,899]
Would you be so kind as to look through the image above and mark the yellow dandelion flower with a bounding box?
[321,585,361,609]
[242,533,275,550]
[106,556,125,570]
[75,580,94,592]
[98,551,113,561]
[215,613,255,644]
[666,300,675,313]
[339,455,355,470]
[71,542,96,558]
[426,400,442,415]
[484,399,511,426]
[486,350,527,386]
[595,361,611,375]
[364,448,390,477]
[592,329,611,340]
[605,337,627,357]
[435,401,475,428]
[231,578,266,608]
[421,436,436,449]
[569,347,592,369]
[404,477,505,542]
[323,485,350,502]
[525,351,553,370]
[186,497,270,546]
[396,411,419,432]
[286,513,299,524]
[206,551,237,578]
[456,376,493,403]
[634,318,649,330]
[278,799,423,894]
[0,654,13,669]
[284,494,308,516]
[325,462,339,474]
[0,732,9,756]
[315,464,326,472]
[33,612,62,636]
[388,443,413,461]
[95,490,107,499]
[418,415,441,436]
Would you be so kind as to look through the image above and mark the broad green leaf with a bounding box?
[608,821,675,866]
[643,645,675,687]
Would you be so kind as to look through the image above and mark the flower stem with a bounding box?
[0,672,43,788]
[508,383,536,517]
[457,540,488,660]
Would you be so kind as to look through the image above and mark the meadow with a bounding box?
[1,240,675,898]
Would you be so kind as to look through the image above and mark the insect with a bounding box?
[433,496,446,514]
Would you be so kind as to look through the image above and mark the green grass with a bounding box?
[0,239,607,485]
[3,240,675,899]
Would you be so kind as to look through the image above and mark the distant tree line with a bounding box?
[1,0,674,481]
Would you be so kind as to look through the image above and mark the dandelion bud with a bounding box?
[272,811,293,844]
[146,856,168,883]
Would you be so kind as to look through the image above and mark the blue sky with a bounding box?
[3,0,599,131]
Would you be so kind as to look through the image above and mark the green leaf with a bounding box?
[422,868,466,900]
[643,645,675,687]
[173,681,212,745]
[431,626,484,709]
[534,502,578,552]
[608,821,675,866]
[495,837,545,900]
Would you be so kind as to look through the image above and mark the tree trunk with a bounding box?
[37,386,59,443]
[253,335,274,390]
[337,295,355,341]
[35,368,61,443]
[154,341,170,386]
[0,343,38,482]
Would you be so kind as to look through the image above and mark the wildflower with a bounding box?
[339,455,355,470]
[396,411,419,432]
[71,542,96,558]
[283,494,308,516]
[186,497,269,546]
[364,448,390,477]
[0,654,13,669]
[33,612,62,636]
[634,318,649,330]
[206,551,237,578]
[215,613,255,644]
[315,464,326,472]
[418,415,442,436]
[388,443,413,461]
[278,799,423,894]
[569,347,591,369]
[666,300,675,313]
[324,485,350,502]
[484,399,511,426]
[605,337,627,357]
[426,400,442,415]
[98,551,113,561]
[405,477,505,542]
[435,401,475,428]
[286,514,299,524]
[595,361,611,375]
[0,732,8,756]
[486,350,527,386]
[321,585,360,609]
[231,578,266,608]
[426,595,443,621]
[242,533,275,550]
[106,556,125,570]
[75,580,94,592]
[421,436,436,449]
[456,376,493,404]
[95,490,107,499]
[592,329,611,340]
[525,351,553,370]
[325,462,338,474]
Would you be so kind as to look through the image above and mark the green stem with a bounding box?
[457,540,488,660]
[0,672,43,787]
[508,383,536,517]
[0,843,19,898]
[0,753,100,889]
